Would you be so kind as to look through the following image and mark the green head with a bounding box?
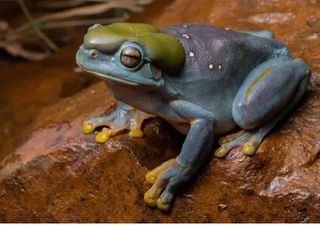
[76,23,185,87]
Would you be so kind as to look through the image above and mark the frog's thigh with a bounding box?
[232,57,310,129]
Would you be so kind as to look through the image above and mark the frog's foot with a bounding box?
[144,158,191,211]
[145,159,176,185]
[82,102,154,143]
[218,129,247,145]
[215,129,265,157]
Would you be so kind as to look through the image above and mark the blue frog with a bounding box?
[76,23,310,211]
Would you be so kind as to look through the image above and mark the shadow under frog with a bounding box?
[75,23,310,211]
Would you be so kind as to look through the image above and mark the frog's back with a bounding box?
[161,24,288,132]
[161,23,286,82]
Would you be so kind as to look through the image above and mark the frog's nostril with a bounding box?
[89,50,98,59]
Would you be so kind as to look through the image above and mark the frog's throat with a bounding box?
[79,66,138,86]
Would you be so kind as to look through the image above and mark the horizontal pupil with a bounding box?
[122,54,139,59]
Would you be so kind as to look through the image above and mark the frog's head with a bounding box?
[76,23,185,88]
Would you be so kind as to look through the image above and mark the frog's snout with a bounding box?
[76,45,99,66]
[76,45,86,67]
[78,45,96,58]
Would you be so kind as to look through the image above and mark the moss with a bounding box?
[84,23,185,73]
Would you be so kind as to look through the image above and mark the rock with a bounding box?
[0,82,183,222]
[247,12,295,25]
[1,82,319,222]
[0,39,98,161]
[1,0,320,222]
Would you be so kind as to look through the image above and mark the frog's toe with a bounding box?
[144,174,168,208]
[242,142,257,155]
[144,190,158,207]
[95,129,111,143]
[218,130,246,145]
[128,129,144,138]
[145,177,173,211]
[215,130,253,157]
[214,146,230,158]
[82,121,95,134]
[145,158,176,185]
[82,113,116,135]
[156,180,179,211]
[215,128,267,157]
[128,111,154,138]
[144,159,191,211]
[145,172,157,185]
[157,198,171,211]
[241,135,262,156]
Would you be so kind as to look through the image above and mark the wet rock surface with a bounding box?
[0,0,320,222]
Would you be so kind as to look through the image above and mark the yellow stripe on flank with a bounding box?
[245,68,272,100]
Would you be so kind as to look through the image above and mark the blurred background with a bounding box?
[0,0,169,64]
[0,0,172,160]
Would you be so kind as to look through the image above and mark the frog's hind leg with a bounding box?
[217,56,310,157]
[82,102,154,143]
[215,129,254,157]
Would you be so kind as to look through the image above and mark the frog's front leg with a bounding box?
[144,100,215,211]
[82,102,154,142]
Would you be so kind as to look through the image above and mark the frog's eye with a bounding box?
[120,47,142,68]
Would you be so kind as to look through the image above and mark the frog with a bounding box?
[76,23,310,211]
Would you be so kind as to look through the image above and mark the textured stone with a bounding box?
[1,0,320,222]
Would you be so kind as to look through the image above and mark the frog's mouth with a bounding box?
[78,65,139,86]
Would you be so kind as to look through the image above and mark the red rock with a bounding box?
[1,0,320,222]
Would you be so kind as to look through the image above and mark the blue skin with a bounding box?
[76,23,310,211]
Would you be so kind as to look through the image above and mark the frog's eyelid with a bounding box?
[121,41,148,57]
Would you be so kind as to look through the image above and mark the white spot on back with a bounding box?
[209,64,214,69]
[182,33,190,39]
[218,65,222,70]
[189,52,194,57]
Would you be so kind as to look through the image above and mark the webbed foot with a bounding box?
[144,158,191,211]
[215,129,263,157]
[82,102,154,142]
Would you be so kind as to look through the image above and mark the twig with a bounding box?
[5,41,49,61]
[45,1,144,20]
[17,0,58,51]
[1,0,154,61]
[12,0,143,35]
[44,15,129,29]
[36,0,90,9]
